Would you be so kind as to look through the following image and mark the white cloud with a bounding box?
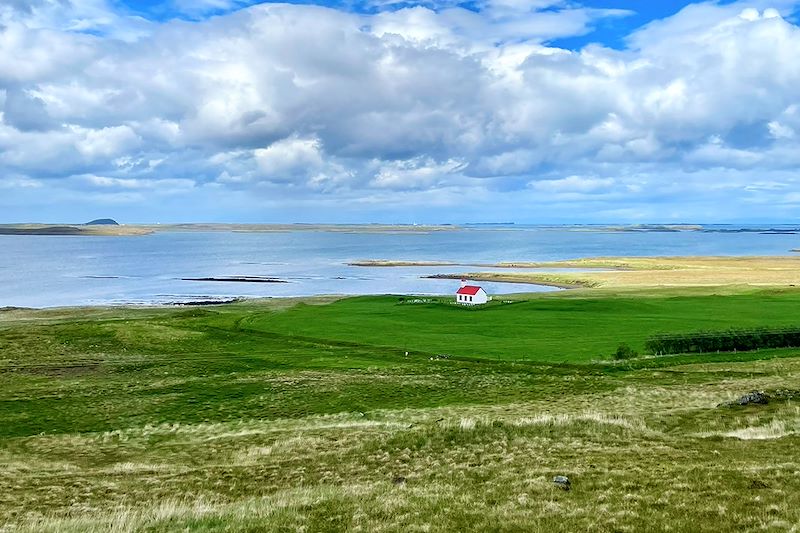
[254,136,325,181]
[768,120,795,139]
[0,0,152,41]
[3,0,800,222]
[72,125,141,159]
[82,174,194,190]
[372,157,468,189]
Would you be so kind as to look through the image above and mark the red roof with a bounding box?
[456,285,483,296]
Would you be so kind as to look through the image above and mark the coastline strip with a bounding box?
[425,273,592,289]
[424,256,800,290]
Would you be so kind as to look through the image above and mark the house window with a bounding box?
[469,296,473,302]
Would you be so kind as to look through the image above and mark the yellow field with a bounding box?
[433,256,800,290]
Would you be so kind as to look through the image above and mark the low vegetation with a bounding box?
[1,289,799,531]
[645,326,800,355]
[613,343,639,360]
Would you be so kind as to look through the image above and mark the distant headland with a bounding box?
[0,223,799,237]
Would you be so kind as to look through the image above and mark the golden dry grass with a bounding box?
[4,358,800,532]
[436,256,800,290]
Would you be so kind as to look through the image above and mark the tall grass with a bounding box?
[2,291,800,531]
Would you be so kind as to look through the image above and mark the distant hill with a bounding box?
[85,218,119,226]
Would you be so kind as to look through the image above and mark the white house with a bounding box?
[455,281,488,305]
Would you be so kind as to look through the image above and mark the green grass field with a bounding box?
[241,290,800,362]
[1,290,799,531]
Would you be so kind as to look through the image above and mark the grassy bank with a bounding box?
[1,290,799,531]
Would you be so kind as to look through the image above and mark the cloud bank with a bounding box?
[1,0,800,222]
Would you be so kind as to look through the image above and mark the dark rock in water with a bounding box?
[719,391,770,407]
[182,276,287,284]
[85,218,119,225]
[553,476,571,491]
[170,298,244,306]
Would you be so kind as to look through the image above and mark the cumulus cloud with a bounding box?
[372,157,468,189]
[254,136,325,181]
[81,174,194,190]
[2,0,800,222]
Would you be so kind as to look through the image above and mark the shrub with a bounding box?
[644,326,800,356]
[613,343,639,360]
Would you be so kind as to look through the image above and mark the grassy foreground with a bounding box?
[1,291,800,531]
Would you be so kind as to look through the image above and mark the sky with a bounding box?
[2,0,800,223]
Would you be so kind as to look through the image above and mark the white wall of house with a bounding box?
[472,289,488,305]
[456,288,488,305]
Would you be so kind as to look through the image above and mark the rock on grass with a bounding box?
[719,390,770,407]
[553,476,571,491]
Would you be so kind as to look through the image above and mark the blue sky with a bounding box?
[116,0,790,46]
[118,1,717,46]
[2,0,800,223]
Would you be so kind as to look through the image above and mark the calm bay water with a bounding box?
[1,226,798,308]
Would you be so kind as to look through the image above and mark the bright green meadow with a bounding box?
[1,289,799,531]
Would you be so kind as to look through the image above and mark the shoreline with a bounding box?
[424,273,589,289]
[4,283,800,313]
[6,255,800,310]
[349,256,800,270]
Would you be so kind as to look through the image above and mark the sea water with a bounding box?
[0,226,798,308]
